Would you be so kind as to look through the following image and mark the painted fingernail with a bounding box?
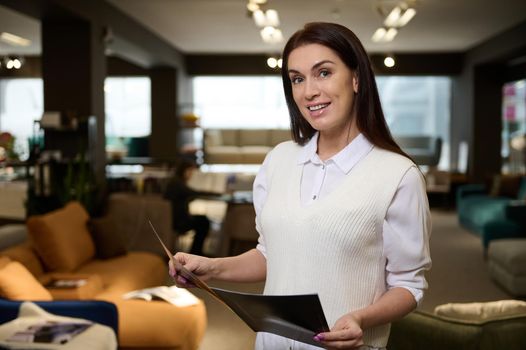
[314,334,324,341]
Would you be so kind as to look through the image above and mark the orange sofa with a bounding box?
[0,202,206,350]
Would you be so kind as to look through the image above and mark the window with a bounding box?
[192,75,452,168]
[192,76,289,129]
[0,78,44,160]
[376,76,452,169]
[501,79,526,173]
[104,77,151,137]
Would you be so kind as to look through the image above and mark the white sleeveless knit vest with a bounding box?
[259,141,415,347]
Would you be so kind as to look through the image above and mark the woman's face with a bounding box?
[287,43,358,134]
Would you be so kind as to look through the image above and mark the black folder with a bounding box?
[150,220,330,347]
[212,287,329,347]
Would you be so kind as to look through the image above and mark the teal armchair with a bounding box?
[456,177,526,250]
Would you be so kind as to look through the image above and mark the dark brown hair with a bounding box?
[281,22,410,159]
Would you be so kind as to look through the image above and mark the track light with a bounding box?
[372,27,398,42]
[372,1,417,44]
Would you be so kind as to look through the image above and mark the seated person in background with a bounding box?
[164,159,221,255]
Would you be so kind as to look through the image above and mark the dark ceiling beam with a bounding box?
[0,0,184,69]
[186,52,464,76]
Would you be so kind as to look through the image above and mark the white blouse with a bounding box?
[253,133,432,304]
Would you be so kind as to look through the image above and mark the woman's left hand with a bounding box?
[313,313,364,349]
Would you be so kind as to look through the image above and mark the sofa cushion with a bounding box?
[0,242,45,277]
[434,300,526,323]
[239,129,269,146]
[88,217,127,259]
[219,129,239,146]
[241,146,271,164]
[269,129,291,146]
[0,256,10,269]
[76,252,167,296]
[206,146,244,164]
[27,201,96,272]
[204,129,223,147]
[0,260,52,301]
[109,298,206,348]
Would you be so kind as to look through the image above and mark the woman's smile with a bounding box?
[306,102,331,118]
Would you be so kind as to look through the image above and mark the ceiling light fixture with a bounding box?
[383,3,416,27]
[0,32,31,47]
[384,55,395,68]
[246,2,260,12]
[252,8,279,27]
[397,8,416,26]
[372,1,417,44]
[266,55,282,69]
[267,57,278,68]
[1,56,25,70]
[372,27,398,43]
[260,26,283,44]
[247,0,283,69]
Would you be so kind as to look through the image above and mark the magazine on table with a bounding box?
[149,220,329,347]
[122,285,200,307]
[45,278,88,289]
[6,320,92,345]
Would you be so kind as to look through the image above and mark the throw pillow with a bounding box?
[489,174,522,198]
[0,256,11,269]
[27,201,96,272]
[434,300,526,322]
[0,260,52,301]
[88,217,127,259]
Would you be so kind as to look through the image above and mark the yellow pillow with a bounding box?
[0,260,52,301]
[27,201,95,272]
[0,256,11,269]
[434,300,526,323]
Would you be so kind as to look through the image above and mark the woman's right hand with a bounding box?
[168,252,216,288]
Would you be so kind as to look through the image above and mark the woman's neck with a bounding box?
[317,120,360,161]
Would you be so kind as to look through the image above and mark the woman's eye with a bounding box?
[291,76,304,84]
[319,70,331,78]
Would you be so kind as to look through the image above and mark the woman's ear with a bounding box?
[352,73,359,93]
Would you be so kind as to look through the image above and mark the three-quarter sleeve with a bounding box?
[383,166,432,305]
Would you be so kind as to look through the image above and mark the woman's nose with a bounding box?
[304,79,320,100]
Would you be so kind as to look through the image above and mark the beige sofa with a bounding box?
[204,128,291,164]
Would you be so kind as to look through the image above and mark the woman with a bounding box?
[170,22,431,350]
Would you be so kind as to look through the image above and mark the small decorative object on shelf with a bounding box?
[180,112,200,128]
[0,132,20,163]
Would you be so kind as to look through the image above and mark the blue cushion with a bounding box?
[0,298,118,336]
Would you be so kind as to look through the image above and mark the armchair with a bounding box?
[0,298,119,336]
[388,308,526,350]
[456,176,526,249]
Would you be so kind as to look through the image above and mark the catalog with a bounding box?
[149,220,329,347]
[6,320,92,345]
[122,286,200,307]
